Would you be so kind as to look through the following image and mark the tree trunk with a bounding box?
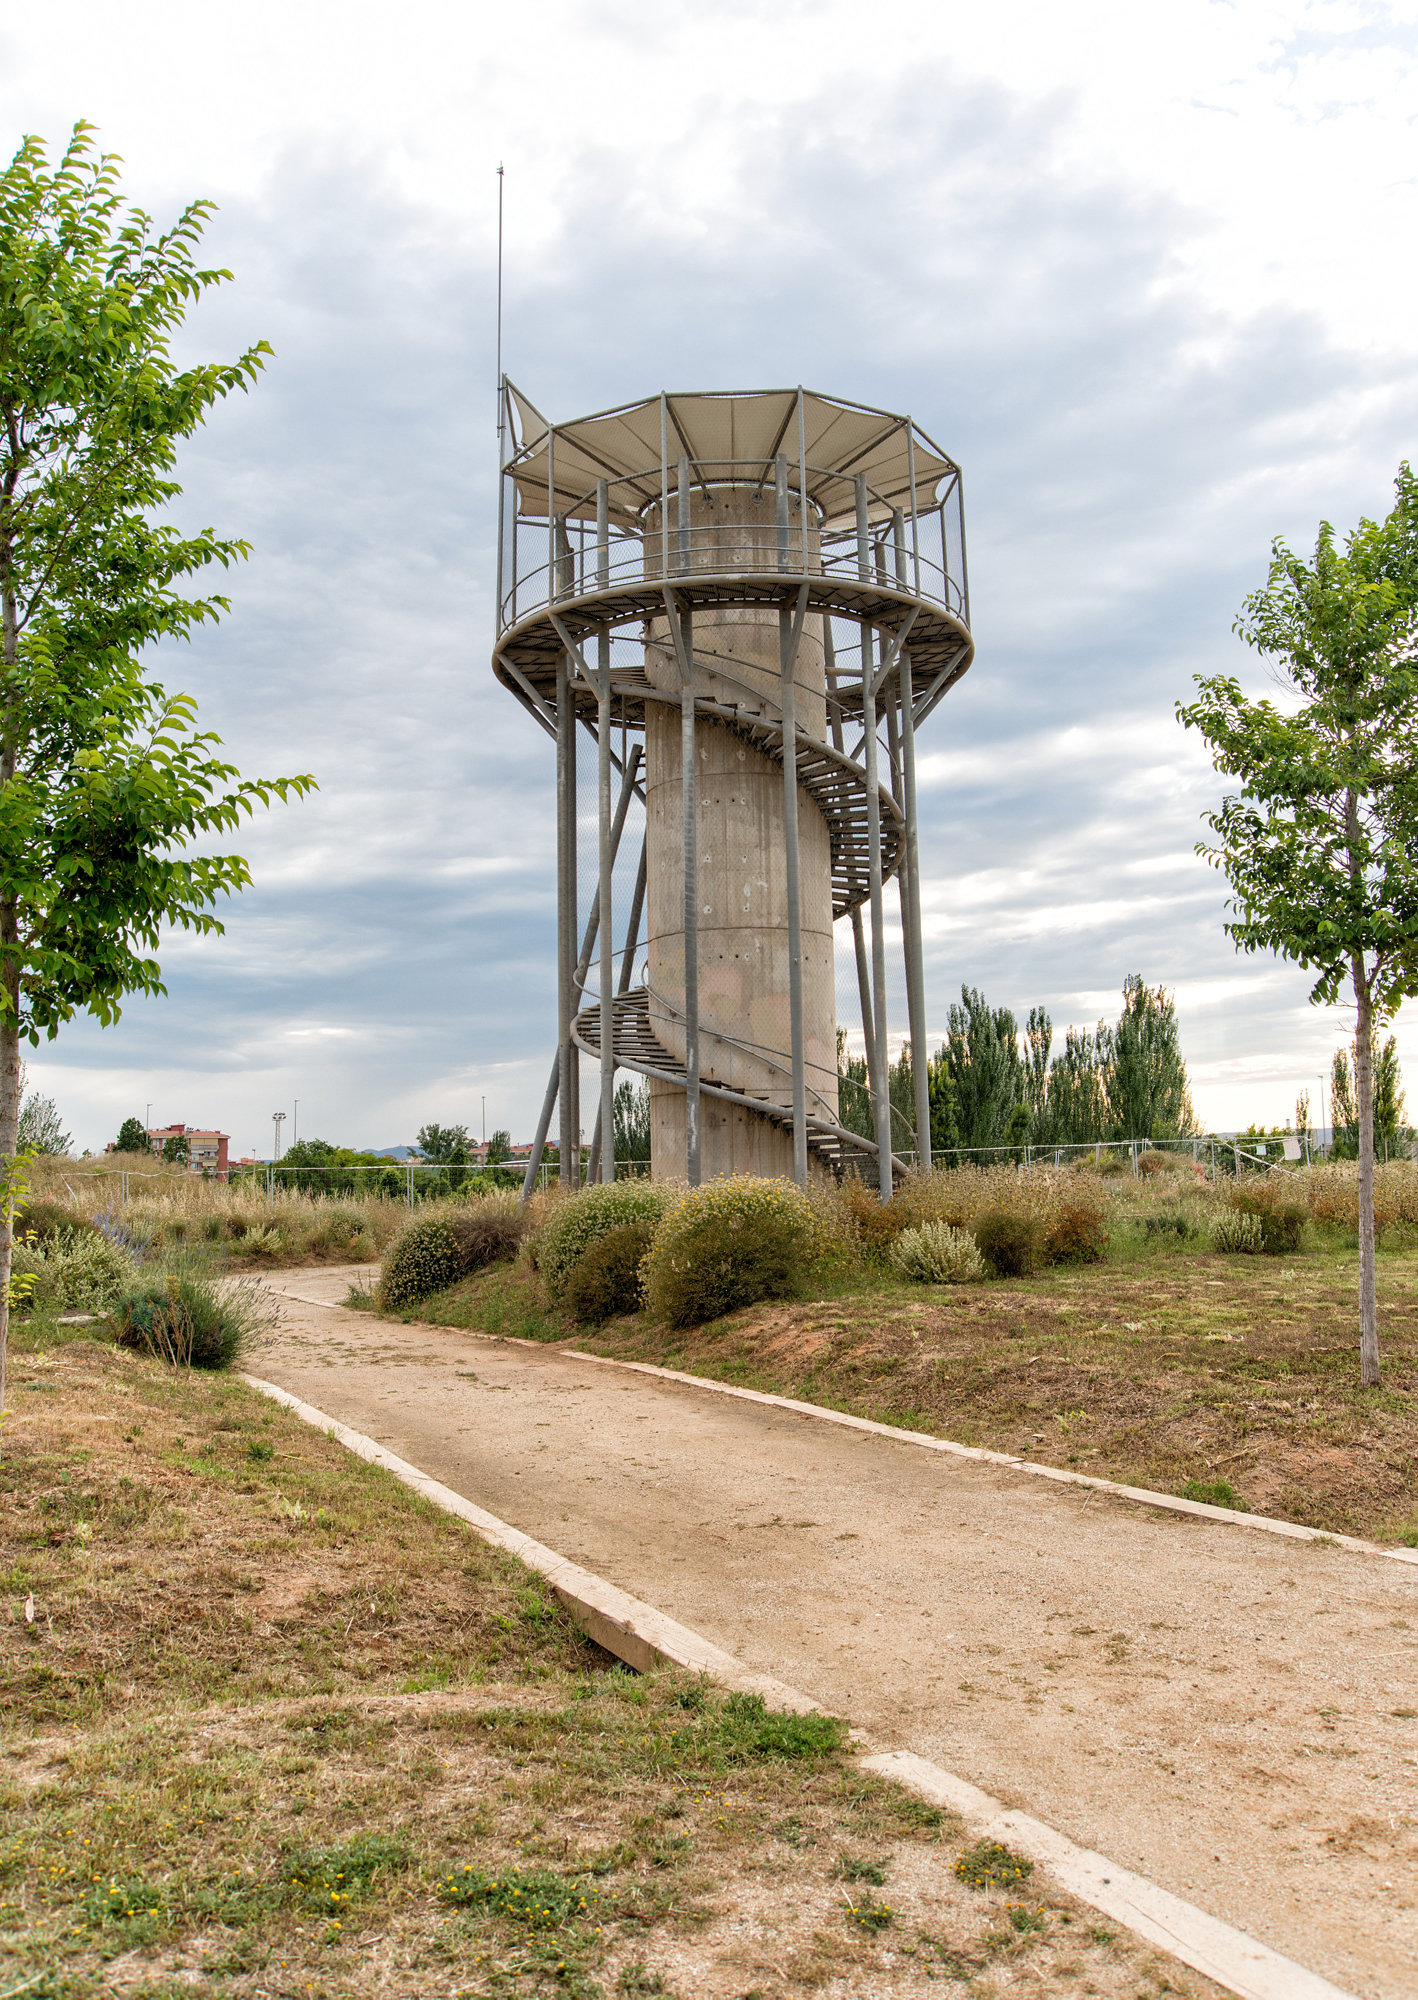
[1353,963,1380,1387]
[0,514,17,1438]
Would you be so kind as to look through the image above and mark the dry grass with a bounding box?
[23,1153,418,1271]
[0,1336,1222,1999]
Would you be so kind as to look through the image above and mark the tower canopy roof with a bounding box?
[504,384,958,530]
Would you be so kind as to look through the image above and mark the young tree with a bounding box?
[1103,975,1196,1141]
[1330,1046,1359,1157]
[161,1132,189,1165]
[1179,464,1418,1384]
[938,986,1024,1155]
[485,1128,512,1165]
[113,1114,149,1155]
[16,1087,69,1154]
[1043,1021,1108,1147]
[0,126,315,1418]
[1373,1035,1409,1158]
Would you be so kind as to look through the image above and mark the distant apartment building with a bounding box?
[146,1123,230,1180]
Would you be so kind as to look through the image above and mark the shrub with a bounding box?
[14,1200,98,1243]
[1143,1213,1200,1242]
[888,1222,984,1284]
[841,1176,908,1261]
[1226,1186,1306,1255]
[972,1206,1045,1278]
[13,1230,136,1312]
[1211,1209,1264,1255]
[1045,1202,1109,1265]
[641,1175,821,1328]
[1138,1150,1184,1176]
[115,1271,268,1369]
[448,1206,526,1274]
[563,1219,656,1324]
[380,1216,461,1309]
[535,1182,675,1303]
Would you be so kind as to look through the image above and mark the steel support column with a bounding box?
[901,648,931,1172]
[861,620,893,1199]
[556,651,575,1188]
[884,678,922,1171]
[587,831,648,1183]
[596,480,615,1184]
[522,746,642,1204]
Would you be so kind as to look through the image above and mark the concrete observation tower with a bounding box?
[493,385,974,1197]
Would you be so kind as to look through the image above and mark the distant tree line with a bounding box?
[1330,1037,1411,1161]
[839,974,1196,1158]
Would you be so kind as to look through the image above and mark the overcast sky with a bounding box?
[6,0,1418,1157]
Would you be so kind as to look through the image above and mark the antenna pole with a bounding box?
[496,164,505,461]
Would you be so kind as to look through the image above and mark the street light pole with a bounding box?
[293,1099,298,1150]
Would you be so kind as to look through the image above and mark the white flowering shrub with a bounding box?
[888,1221,985,1284]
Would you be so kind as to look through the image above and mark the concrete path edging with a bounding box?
[243,1372,1362,2000]
[862,1753,1355,2000]
[265,1279,1418,1569]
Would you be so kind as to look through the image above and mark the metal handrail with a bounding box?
[499,532,964,634]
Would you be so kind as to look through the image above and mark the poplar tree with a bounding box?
[1180,465,1418,1386]
[0,126,314,1420]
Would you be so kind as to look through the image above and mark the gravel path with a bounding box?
[253,1268,1418,1999]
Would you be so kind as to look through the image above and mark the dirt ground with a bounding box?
[252,1266,1418,2000]
[1,1328,1221,2000]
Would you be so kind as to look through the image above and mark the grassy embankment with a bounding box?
[410,1167,1418,1546]
[0,1317,1215,1999]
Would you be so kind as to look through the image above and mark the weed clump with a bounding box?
[439,1863,599,1929]
[282,1833,410,1912]
[842,1175,908,1260]
[1210,1209,1265,1255]
[535,1182,675,1303]
[716,1691,847,1761]
[448,1203,526,1273]
[1227,1184,1307,1255]
[641,1176,821,1327]
[954,1839,1034,1890]
[889,1221,984,1284]
[1180,1476,1242,1509]
[1044,1201,1109,1265]
[972,1206,1045,1278]
[563,1219,657,1324]
[380,1215,462,1308]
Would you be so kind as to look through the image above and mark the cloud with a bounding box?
[26,57,1418,1153]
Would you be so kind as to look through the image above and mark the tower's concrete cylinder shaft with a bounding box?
[642,486,839,1179]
